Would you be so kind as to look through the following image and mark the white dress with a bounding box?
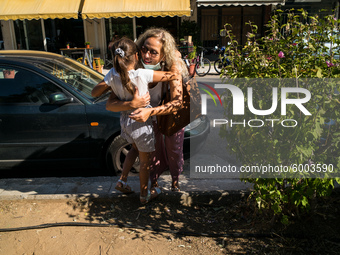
[104,68,155,152]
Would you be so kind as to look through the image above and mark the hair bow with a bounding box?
[115,48,125,58]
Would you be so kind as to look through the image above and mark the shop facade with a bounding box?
[196,0,339,49]
[196,0,284,48]
[1,0,339,61]
[0,0,191,62]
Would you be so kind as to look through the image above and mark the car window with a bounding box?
[0,66,62,104]
[36,58,103,101]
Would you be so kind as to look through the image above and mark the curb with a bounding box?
[0,189,251,208]
[0,174,252,202]
[0,175,252,207]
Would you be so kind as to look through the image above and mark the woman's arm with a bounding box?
[152,70,180,83]
[106,87,151,112]
[129,63,183,122]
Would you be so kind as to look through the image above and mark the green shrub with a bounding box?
[220,9,340,224]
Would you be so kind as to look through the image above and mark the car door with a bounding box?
[0,65,90,169]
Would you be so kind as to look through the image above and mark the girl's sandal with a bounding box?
[151,181,159,189]
[115,179,134,194]
[140,187,161,205]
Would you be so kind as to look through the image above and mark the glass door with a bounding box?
[14,19,44,50]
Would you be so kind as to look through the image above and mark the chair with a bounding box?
[104,49,114,68]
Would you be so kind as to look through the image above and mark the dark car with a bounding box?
[0,50,209,175]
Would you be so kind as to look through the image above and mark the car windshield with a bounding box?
[37,58,104,101]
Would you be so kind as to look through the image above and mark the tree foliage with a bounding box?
[220,9,340,223]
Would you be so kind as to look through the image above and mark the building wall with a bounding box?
[198,5,271,48]
[183,0,198,22]
[83,18,106,60]
[282,0,338,16]
[197,0,339,49]
[1,20,16,50]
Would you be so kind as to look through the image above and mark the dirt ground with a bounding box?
[0,189,340,255]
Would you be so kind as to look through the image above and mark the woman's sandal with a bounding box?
[171,181,180,192]
[140,187,161,205]
[115,179,134,194]
[171,185,180,192]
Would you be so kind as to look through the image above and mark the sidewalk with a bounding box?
[0,170,251,203]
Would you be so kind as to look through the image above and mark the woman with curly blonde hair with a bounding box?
[104,27,188,194]
[129,27,188,192]
[135,28,188,77]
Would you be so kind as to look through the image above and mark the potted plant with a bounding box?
[66,43,70,49]
[187,46,196,76]
[100,59,104,73]
[93,58,105,73]
[84,42,90,49]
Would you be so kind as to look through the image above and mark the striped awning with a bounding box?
[197,0,285,7]
[0,0,81,20]
[81,0,191,19]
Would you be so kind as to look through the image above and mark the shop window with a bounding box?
[14,20,44,50]
[45,19,85,53]
[105,17,134,43]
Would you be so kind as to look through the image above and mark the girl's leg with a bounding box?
[120,144,138,182]
[115,144,138,193]
[164,128,184,190]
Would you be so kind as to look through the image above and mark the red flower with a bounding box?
[326,61,334,67]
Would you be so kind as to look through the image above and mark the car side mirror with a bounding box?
[49,92,74,105]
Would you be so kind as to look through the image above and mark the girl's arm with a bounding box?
[92,80,111,97]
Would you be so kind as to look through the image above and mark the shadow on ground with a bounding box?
[66,189,340,254]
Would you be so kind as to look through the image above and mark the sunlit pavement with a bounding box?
[0,172,251,203]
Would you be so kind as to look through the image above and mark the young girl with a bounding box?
[99,38,179,204]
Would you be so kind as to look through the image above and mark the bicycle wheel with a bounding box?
[195,58,211,76]
[214,59,223,74]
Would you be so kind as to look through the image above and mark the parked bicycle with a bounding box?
[195,46,211,76]
[183,46,211,77]
[213,46,231,74]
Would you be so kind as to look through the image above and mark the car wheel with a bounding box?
[105,135,140,175]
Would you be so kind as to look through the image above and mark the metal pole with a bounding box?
[133,17,137,41]
[23,20,29,50]
[109,18,113,40]
[41,19,47,51]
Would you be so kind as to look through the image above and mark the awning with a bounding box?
[81,0,191,19]
[0,0,82,20]
[197,0,285,7]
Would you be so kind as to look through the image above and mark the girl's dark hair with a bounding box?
[113,37,138,95]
